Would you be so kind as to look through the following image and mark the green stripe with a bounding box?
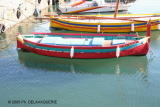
[25,42,141,53]
[25,42,70,52]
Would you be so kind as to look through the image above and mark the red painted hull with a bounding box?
[17,39,149,59]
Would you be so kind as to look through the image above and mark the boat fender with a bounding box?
[70,46,74,58]
[116,46,120,58]
[16,9,21,19]
[38,0,41,4]
[33,8,39,17]
[131,23,135,32]
[97,25,101,33]
[0,24,6,34]
[48,0,50,5]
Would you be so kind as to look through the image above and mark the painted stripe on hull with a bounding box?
[21,42,148,59]
[51,21,148,30]
[25,41,142,53]
[24,39,139,49]
[52,19,147,27]
[50,19,158,32]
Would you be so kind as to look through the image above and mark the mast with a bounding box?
[114,0,120,18]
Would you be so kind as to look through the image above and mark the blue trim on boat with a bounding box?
[52,19,147,27]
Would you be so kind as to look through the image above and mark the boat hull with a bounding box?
[17,37,149,59]
[59,1,128,13]
[50,18,159,33]
[59,5,128,13]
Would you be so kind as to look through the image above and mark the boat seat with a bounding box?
[40,37,62,44]
[112,39,126,45]
[40,37,95,46]
[91,37,105,46]
[25,38,42,43]
[102,40,112,47]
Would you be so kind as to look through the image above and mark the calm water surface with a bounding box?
[0,0,160,107]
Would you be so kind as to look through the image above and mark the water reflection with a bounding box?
[18,50,148,75]
[0,34,10,49]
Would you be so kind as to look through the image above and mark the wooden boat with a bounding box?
[17,25,151,59]
[59,0,129,14]
[49,13,160,32]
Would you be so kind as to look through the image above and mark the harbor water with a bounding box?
[0,0,160,107]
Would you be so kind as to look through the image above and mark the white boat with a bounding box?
[58,0,129,14]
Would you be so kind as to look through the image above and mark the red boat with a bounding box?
[17,29,151,59]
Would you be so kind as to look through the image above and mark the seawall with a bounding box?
[0,0,52,32]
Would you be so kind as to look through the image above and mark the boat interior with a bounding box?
[22,34,138,47]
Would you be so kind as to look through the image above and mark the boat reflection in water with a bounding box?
[0,34,10,49]
[18,50,148,75]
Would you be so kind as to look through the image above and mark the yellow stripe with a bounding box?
[55,18,148,25]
